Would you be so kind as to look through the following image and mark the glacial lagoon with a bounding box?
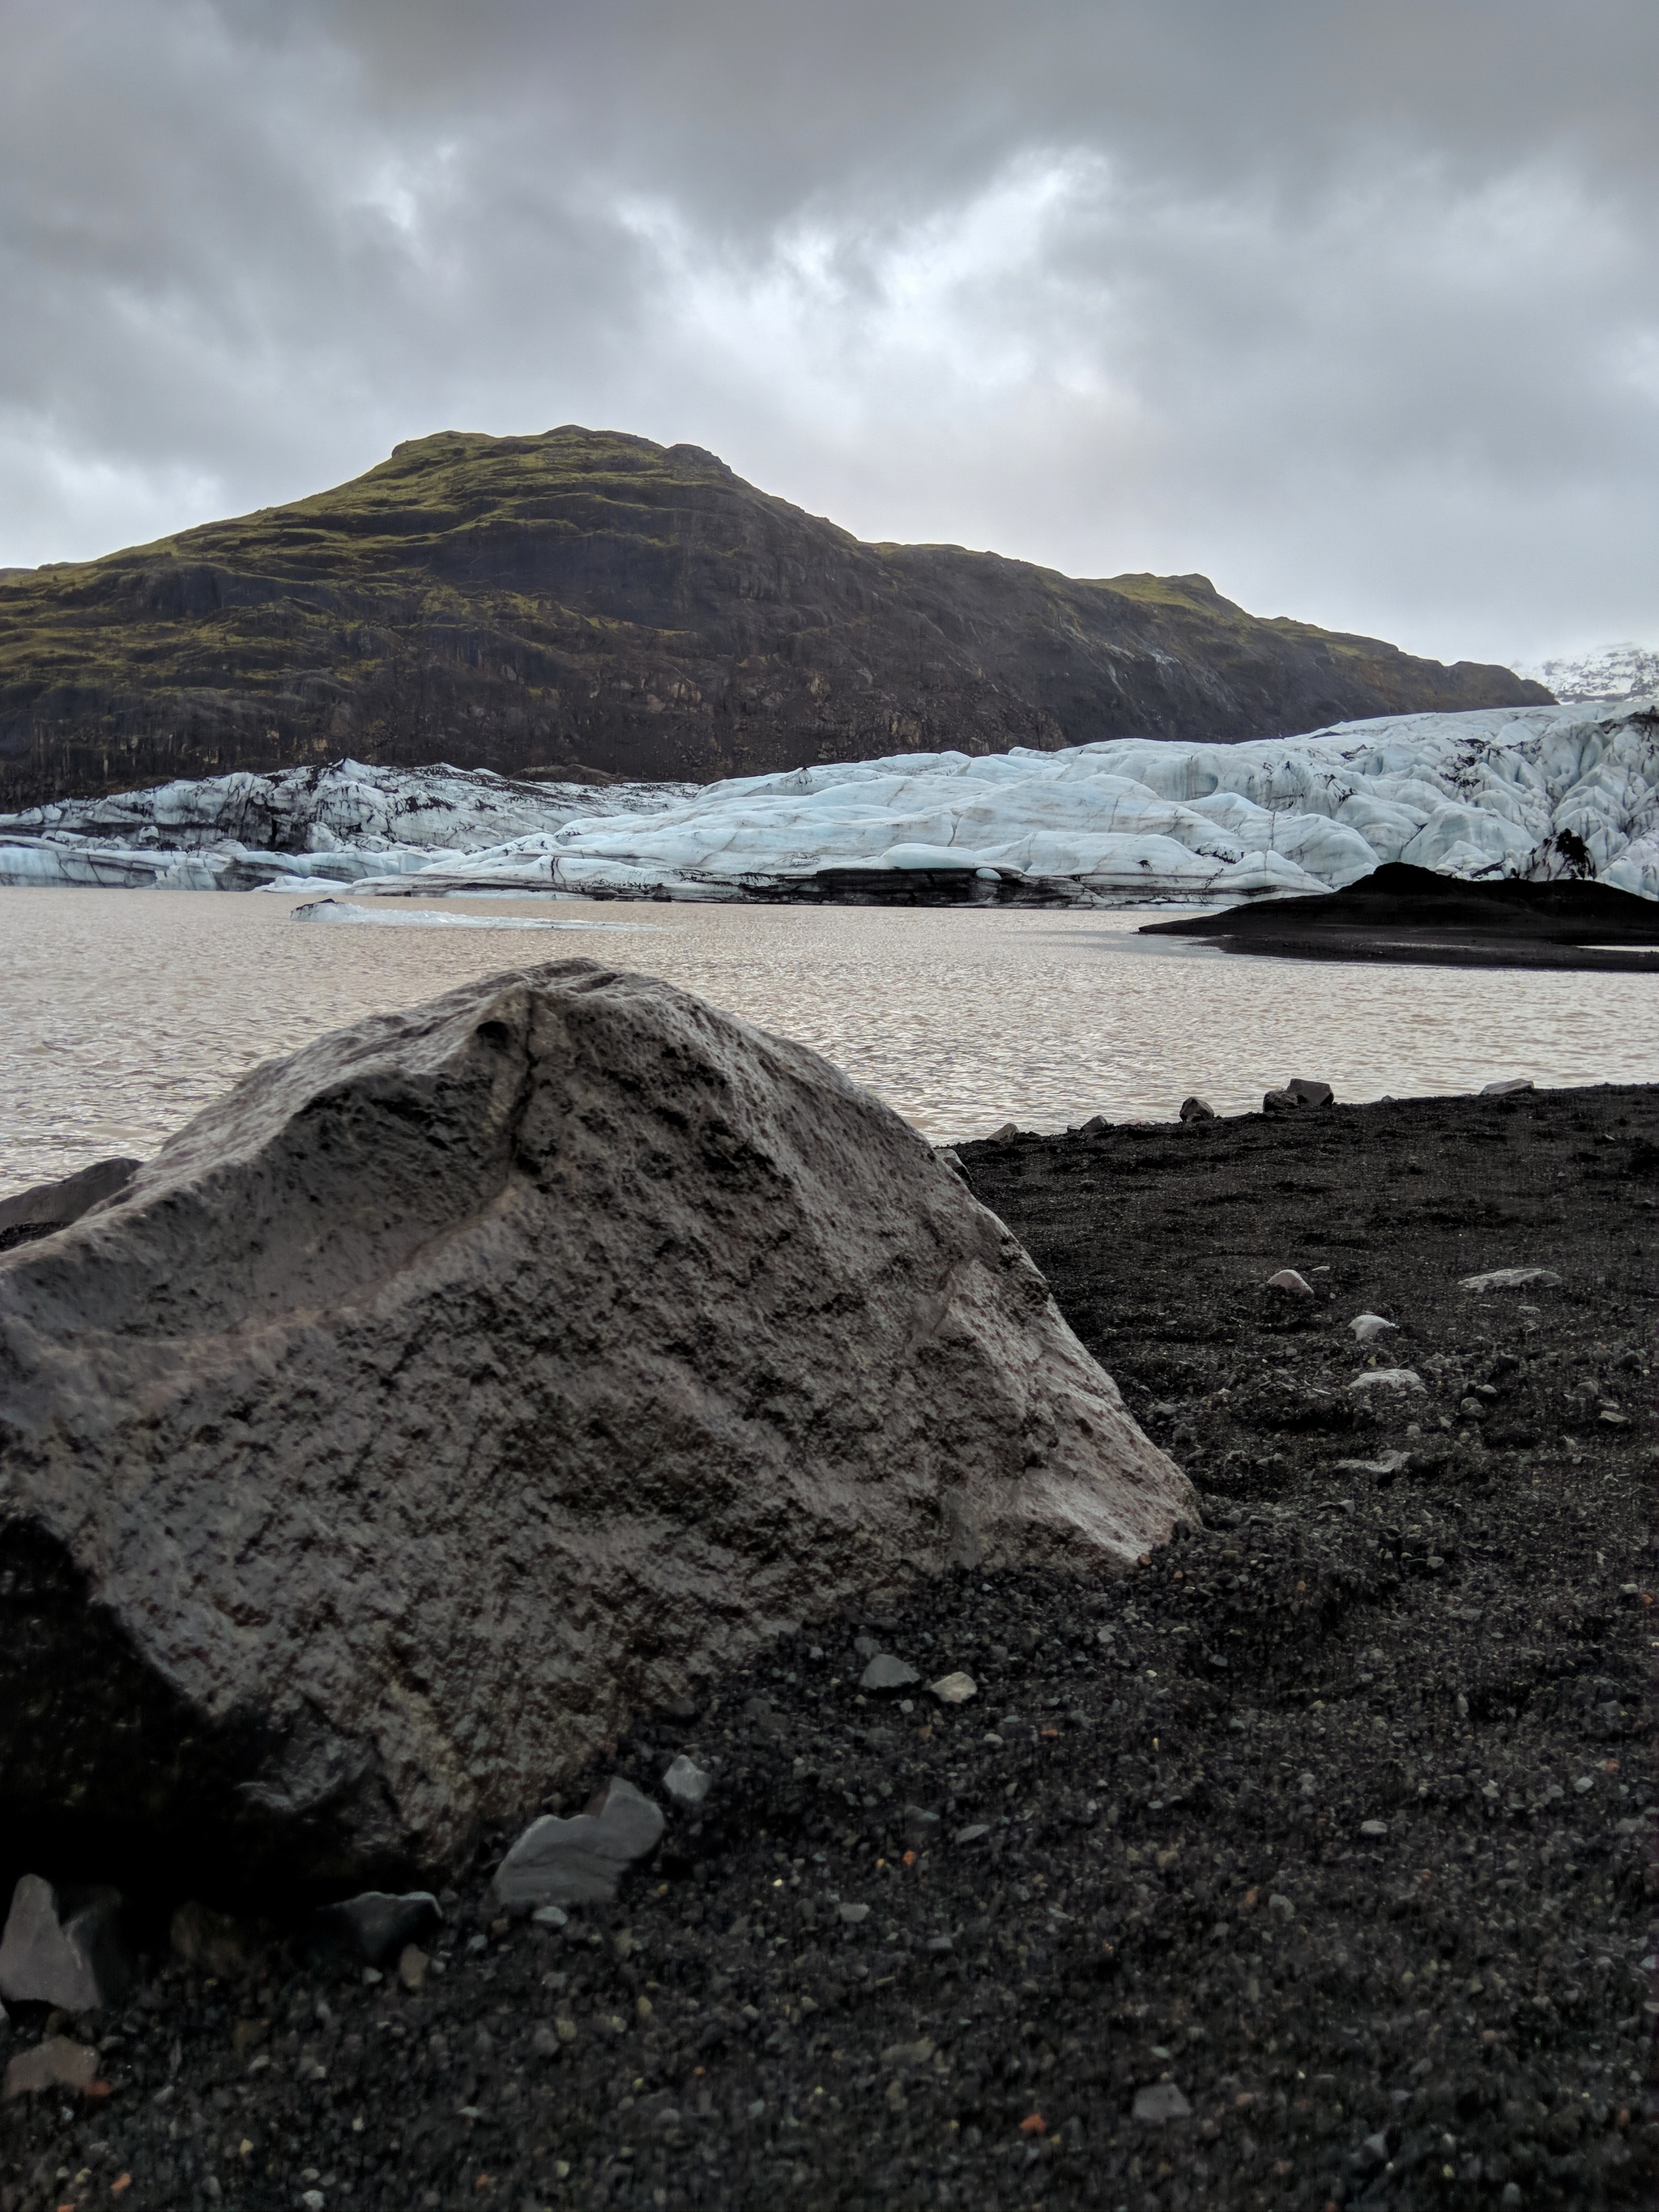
[4,886,1654,1195]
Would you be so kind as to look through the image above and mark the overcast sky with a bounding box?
[2,0,1654,666]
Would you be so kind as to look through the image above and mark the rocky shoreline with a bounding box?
[3,1080,1655,2212]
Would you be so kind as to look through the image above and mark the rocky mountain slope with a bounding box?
[0,428,1549,808]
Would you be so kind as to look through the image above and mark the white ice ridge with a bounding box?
[0,758,693,891]
[1,698,1653,902]
[356,697,1659,905]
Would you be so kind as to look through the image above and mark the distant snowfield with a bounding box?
[2,697,1654,903]
[1516,643,1659,705]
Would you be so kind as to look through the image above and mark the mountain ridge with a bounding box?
[0,426,1550,805]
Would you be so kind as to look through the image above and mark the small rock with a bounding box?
[170,1900,263,1980]
[531,2024,560,2059]
[0,1876,133,2011]
[530,1905,569,1929]
[928,1670,978,1705]
[1360,1820,1388,1838]
[4,2035,100,2100]
[903,1805,941,1851]
[1266,1268,1314,1297]
[1332,1451,1409,1477]
[953,1823,992,1845]
[1458,1267,1563,1293]
[1262,1089,1303,1115]
[852,1634,881,1660]
[310,1891,442,1968]
[663,1754,711,1809]
[923,1933,954,1952]
[1285,1078,1333,1107]
[1348,1369,1426,1395]
[988,1122,1019,1142]
[859,1653,921,1694]
[881,2037,936,2068]
[1132,2082,1192,2122]
[1350,1313,1399,1341]
[492,1779,664,1911]
[1480,1078,1533,1097]
[1599,1409,1631,1426]
[1268,1893,1295,1918]
[1178,1097,1217,1122]
[838,1903,869,1924]
[397,1945,429,1992]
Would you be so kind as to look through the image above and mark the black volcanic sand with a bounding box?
[1139,863,1659,971]
[3,1086,1656,2212]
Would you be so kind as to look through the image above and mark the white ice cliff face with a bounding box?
[1,700,1653,901]
[0,759,694,890]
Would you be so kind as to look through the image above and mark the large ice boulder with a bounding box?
[0,961,1192,1884]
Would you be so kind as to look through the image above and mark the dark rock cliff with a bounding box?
[0,428,1550,807]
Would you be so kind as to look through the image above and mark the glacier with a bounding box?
[1,698,1653,904]
[0,759,695,891]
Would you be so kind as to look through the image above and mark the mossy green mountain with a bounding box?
[0,427,1550,805]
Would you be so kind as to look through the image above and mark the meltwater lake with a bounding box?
[3,886,1655,1193]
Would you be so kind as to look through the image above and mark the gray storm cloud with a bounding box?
[2,0,1654,664]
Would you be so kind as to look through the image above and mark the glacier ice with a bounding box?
[0,759,693,891]
[1,699,1653,904]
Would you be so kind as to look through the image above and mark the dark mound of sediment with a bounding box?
[1140,863,1659,970]
[2,1084,1652,2210]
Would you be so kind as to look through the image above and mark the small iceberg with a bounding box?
[289,899,663,931]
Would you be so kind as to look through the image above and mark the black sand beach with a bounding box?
[2,1083,1654,2212]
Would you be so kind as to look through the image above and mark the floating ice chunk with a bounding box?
[1459,1267,1563,1293]
[288,900,663,931]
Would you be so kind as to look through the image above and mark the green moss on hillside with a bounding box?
[0,429,1550,806]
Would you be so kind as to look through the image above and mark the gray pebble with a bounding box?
[493,1778,664,1911]
[663,1754,711,1809]
[0,1875,133,2011]
[1132,2081,1192,2122]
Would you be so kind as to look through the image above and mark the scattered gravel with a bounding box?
[2,1083,1653,2211]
